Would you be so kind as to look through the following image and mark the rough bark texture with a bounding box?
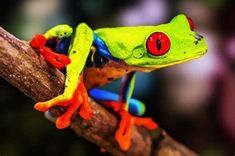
[0,27,199,156]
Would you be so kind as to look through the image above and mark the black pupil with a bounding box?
[156,39,161,50]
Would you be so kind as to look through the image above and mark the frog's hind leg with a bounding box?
[115,72,157,150]
[89,88,145,116]
[89,72,157,151]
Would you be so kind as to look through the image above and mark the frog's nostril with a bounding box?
[195,34,203,40]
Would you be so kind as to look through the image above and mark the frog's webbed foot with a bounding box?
[34,77,92,129]
[30,34,71,69]
[89,88,158,150]
[102,101,157,150]
[116,108,157,150]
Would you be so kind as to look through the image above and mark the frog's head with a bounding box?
[124,14,208,69]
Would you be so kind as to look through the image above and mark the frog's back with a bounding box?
[94,26,156,60]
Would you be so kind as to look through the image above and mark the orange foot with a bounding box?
[34,77,92,129]
[102,101,158,151]
[30,34,71,69]
[115,110,157,150]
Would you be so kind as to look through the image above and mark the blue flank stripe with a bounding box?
[54,33,118,62]
[93,33,118,61]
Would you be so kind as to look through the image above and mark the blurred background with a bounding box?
[0,0,235,155]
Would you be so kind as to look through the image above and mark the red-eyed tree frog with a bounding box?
[30,14,207,151]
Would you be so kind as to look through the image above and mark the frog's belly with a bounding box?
[83,61,131,89]
[83,61,154,89]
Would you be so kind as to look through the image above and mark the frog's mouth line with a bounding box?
[157,55,201,68]
[141,50,207,69]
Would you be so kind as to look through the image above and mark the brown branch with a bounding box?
[0,27,199,156]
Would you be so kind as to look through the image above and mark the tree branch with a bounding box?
[0,27,199,156]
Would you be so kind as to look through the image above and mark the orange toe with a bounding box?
[79,104,92,120]
[134,117,158,130]
[76,77,93,120]
[34,102,49,112]
[55,115,71,129]
[115,110,133,151]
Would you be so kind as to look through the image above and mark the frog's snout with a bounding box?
[195,33,203,41]
[193,33,207,55]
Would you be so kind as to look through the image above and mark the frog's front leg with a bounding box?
[34,23,94,129]
[30,25,72,69]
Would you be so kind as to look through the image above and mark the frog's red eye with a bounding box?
[146,32,170,56]
[186,16,194,31]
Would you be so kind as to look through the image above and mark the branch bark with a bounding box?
[0,27,199,156]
